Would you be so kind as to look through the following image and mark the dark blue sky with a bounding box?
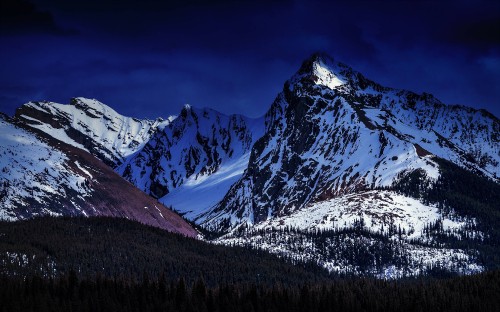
[1,0,499,119]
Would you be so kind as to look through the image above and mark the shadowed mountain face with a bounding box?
[3,53,499,276]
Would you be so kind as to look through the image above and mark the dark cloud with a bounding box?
[442,17,500,49]
[0,0,498,119]
[0,0,76,35]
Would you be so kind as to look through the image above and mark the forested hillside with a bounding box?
[0,217,328,285]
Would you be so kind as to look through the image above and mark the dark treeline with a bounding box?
[0,270,499,312]
[0,216,329,286]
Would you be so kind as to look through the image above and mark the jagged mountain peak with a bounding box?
[180,103,193,117]
[179,103,242,119]
[179,103,219,120]
[174,104,263,138]
[23,97,168,126]
[293,52,383,93]
[297,52,340,73]
[118,102,265,215]
[24,97,116,119]
[294,52,347,89]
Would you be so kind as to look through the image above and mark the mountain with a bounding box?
[208,54,499,276]
[0,114,196,237]
[3,53,499,277]
[202,53,499,231]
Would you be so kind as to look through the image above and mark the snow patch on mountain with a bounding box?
[163,152,253,220]
[312,59,346,89]
[215,189,484,277]
[24,119,89,152]
[252,190,471,240]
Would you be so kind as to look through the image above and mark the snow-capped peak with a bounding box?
[201,52,499,232]
[117,103,265,218]
[311,57,346,89]
[289,52,356,91]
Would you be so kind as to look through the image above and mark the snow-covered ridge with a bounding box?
[0,116,197,236]
[16,97,171,164]
[215,190,484,277]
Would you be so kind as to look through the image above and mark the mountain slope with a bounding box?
[215,190,484,277]
[0,115,89,220]
[15,98,266,221]
[196,53,499,276]
[0,115,197,237]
